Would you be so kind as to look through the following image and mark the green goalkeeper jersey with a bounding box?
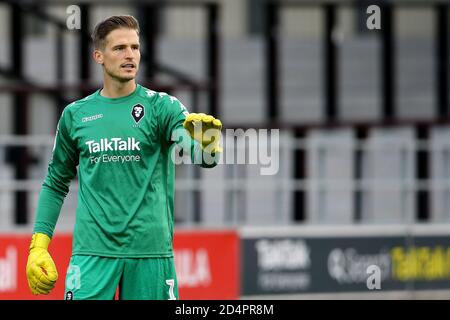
[33,84,217,258]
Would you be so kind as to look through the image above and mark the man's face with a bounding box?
[94,28,141,82]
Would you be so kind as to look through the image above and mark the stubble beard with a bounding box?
[105,65,137,83]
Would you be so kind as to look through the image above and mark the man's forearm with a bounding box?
[33,185,65,238]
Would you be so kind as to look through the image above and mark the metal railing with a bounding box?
[1,127,450,229]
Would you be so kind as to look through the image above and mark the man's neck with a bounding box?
[100,78,137,98]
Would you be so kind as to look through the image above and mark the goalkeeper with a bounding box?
[25,15,222,300]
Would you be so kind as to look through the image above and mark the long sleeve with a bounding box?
[158,94,221,168]
[33,107,79,238]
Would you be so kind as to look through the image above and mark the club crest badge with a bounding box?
[131,104,145,123]
[65,291,74,300]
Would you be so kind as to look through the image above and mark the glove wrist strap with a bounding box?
[30,233,51,251]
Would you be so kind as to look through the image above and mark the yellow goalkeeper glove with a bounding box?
[183,113,223,153]
[26,233,58,295]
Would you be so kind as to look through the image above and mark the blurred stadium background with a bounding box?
[1,0,450,299]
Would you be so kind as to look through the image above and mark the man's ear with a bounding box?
[93,49,103,65]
